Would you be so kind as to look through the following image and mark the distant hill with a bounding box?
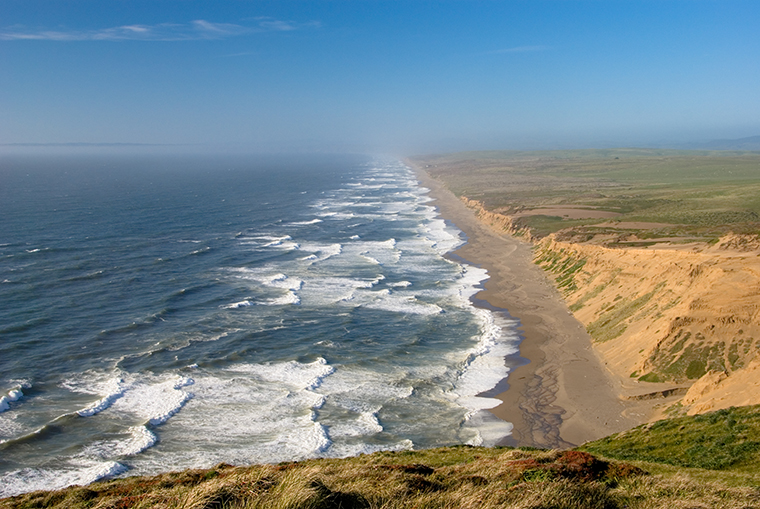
[685,135,760,151]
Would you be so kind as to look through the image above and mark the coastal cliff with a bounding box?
[462,198,760,417]
[459,197,536,242]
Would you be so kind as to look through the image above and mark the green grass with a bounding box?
[644,329,745,382]
[568,270,620,312]
[586,282,665,343]
[518,216,597,238]
[533,246,588,294]
[412,149,760,241]
[580,405,760,472]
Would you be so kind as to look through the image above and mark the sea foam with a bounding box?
[77,378,125,417]
[0,460,128,498]
[83,425,158,458]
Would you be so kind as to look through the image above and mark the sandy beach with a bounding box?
[414,167,656,448]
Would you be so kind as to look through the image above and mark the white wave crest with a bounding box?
[303,421,331,453]
[289,218,323,226]
[298,275,384,305]
[226,358,334,391]
[265,291,301,306]
[298,243,342,263]
[264,273,303,291]
[450,308,520,418]
[462,410,515,447]
[83,425,158,459]
[363,291,444,316]
[107,376,194,426]
[360,254,381,265]
[76,378,125,417]
[0,460,128,498]
[328,409,384,439]
[224,299,252,309]
[0,387,25,413]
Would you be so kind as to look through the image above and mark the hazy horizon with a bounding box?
[2,0,759,154]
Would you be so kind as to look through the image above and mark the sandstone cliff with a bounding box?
[459,197,536,241]
[463,199,760,416]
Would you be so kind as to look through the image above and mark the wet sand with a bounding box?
[414,168,652,448]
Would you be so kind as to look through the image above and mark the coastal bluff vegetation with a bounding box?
[3,405,760,508]
[411,148,760,418]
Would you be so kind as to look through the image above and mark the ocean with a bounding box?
[0,154,519,497]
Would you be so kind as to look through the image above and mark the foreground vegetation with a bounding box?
[4,406,760,509]
[581,405,760,473]
[411,148,760,242]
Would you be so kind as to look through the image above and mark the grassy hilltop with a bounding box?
[3,406,760,508]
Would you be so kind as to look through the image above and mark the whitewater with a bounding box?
[0,154,520,497]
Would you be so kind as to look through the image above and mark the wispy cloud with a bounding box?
[0,17,319,41]
[489,45,551,54]
[224,51,260,58]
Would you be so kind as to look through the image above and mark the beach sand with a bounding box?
[415,168,658,448]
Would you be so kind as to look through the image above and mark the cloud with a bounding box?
[489,45,551,54]
[246,17,322,31]
[224,51,260,58]
[191,20,251,37]
[0,18,318,42]
[251,17,297,32]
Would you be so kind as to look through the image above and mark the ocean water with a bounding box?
[0,154,519,497]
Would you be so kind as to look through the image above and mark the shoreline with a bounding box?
[414,167,654,447]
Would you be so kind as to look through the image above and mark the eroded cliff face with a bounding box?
[462,198,760,416]
[460,197,536,242]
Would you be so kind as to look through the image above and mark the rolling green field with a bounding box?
[411,149,760,241]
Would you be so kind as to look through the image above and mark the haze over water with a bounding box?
[0,154,518,496]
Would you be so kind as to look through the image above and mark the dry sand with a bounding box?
[415,168,659,448]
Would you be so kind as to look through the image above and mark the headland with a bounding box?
[409,148,760,447]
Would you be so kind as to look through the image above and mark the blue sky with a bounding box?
[1,0,759,153]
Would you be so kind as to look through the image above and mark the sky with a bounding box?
[1,0,759,154]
